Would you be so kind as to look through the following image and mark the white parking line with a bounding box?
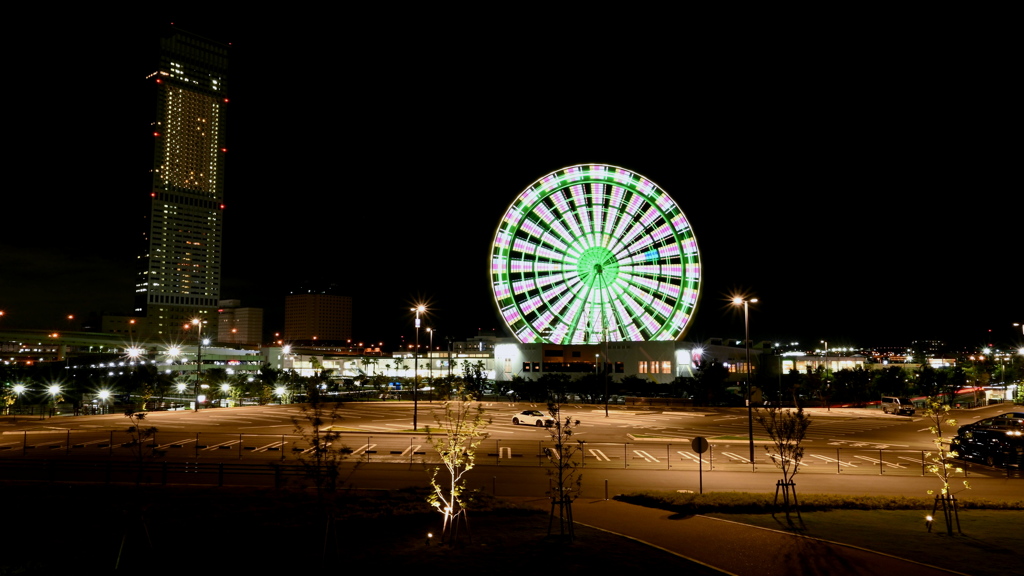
[721,452,751,464]
[632,450,660,463]
[770,453,808,466]
[676,451,710,464]
[202,440,240,451]
[351,444,376,456]
[398,445,421,457]
[808,454,857,467]
[73,439,109,447]
[253,441,287,452]
[157,438,198,449]
[853,455,905,468]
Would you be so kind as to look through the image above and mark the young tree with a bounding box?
[123,409,160,485]
[116,408,161,568]
[291,373,355,566]
[922,396,969,535]
[754,405,811,520]
[425,381,490,545]
[545,402,583,541]
[291,372,351,499]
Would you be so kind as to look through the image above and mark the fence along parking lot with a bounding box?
[4,429,1019,478]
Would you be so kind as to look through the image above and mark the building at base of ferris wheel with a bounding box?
[493,340,761,386]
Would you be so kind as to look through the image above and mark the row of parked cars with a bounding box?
[951,411,1024,468]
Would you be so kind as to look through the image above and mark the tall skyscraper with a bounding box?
[134,27,229,339]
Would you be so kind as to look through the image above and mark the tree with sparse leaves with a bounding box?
[545,402,583,541]
[290,372,356,567]
[425,381,490,545]
[124,409,160,485]
[754,405,811,520]
[291,370,353,499]
[922,396,969,535]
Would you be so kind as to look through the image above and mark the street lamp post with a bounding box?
[97,390,111,415]
[446,336,453,377]
[189,318,207,412]
[12,384,25,423]
[411,305,425,431]
[732,297,758,467]
[427,328,434,381]
[47,384,61,419]
[821,340,830,412]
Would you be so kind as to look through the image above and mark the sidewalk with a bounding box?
[514,497,964,576]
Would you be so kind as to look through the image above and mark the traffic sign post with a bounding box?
[691,436,709,494]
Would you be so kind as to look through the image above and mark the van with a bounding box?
[881,396,915,415]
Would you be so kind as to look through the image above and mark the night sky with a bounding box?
[2,13,1019,352]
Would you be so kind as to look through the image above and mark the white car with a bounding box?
[511,410,554,427]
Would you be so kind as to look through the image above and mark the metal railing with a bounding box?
[3,430,1019,478]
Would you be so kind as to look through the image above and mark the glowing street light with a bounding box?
[732,296,758,467]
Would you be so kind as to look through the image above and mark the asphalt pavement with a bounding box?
[513,496,967,576]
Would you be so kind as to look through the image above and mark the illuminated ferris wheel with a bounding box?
[490,164,702,345]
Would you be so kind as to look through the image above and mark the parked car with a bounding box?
[881,396,915,415]
[511,410,554,427]
[957,412,1024,435]
[951,427,1024,468]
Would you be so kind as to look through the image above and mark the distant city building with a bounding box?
[284,285,352,343]
[217,300,263,346]
[133,26,229,341]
